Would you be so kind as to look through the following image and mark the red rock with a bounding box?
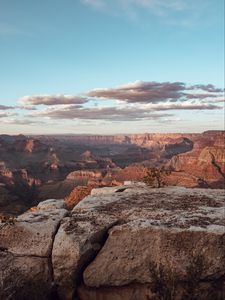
[65,185,93,210]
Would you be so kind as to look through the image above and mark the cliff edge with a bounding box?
[0,184,225,300]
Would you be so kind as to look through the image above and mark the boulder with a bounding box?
[52,211,118,300]
[0,199,68,299]
[52,185,225,299]
[1,185,225,300]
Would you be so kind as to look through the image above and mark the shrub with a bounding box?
[143,167,171,188]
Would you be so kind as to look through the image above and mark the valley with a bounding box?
[0,131,224,215]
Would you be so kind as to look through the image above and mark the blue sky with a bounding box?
[0,0,224,134]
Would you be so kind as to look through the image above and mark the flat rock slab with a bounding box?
[52,185,225,299]
[81,186,225,286]
[78,186,225,230]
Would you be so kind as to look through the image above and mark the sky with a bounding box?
[0,0,224,134]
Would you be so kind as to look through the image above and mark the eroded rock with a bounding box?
[76,186,225,299]
[1,185,225,300]
[52,210,118,300]
[0,199,68,299]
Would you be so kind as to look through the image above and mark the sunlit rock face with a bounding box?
[169,145,225,187]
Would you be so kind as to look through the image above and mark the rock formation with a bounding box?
[64,185,93,210]
[0,199,68,299]
[1,184,225,299]
[0,131,224,215]
[169,145,225,187]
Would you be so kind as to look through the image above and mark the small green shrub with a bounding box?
[144,167,171,188]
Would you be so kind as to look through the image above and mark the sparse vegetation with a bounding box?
[144,167,171,188]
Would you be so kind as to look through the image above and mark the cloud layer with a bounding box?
[86,81,223,104]
[0,112,16,118]
[19,94,88,106]
[0,81,223,129]
[30,105,172,121]
[0,105,15,110]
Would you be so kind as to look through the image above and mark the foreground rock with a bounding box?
[1,185,225,299]
[53,185,225,300]
[0,199,68,300]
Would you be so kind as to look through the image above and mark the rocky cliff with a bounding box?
[169,145,225,187]
[1,184,224,300]
[0,131,224,215]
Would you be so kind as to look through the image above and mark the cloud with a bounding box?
[145,102,221,111]
[30,105,172,121]
[188,84,224,93]
[202,98,225,104]
[5,81,222,128]
[81,0,188,16]
[0,112,17,118]
[0,105,15,110]
[1,118,45,125]
[86,81,223,104]
[17,105,37,111]
[0,112,10,118]
[80,1,220,29]
[22,100,222,124]
[18,94,88,106]
[82,0,106,9]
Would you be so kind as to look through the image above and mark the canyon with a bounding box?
[0,131,224,215]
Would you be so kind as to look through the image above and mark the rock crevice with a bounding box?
[1,185,225,300]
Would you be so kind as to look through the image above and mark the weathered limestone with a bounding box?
[52,210,118,299]
[84,224,225,286]
[52,185,225,299]
[1,185,225,299]
[83,187,225,286]
[0,199,67,299]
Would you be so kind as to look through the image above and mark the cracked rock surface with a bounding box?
[0,199,68,299]
[1,185,225,300]
[75,186,225,300]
